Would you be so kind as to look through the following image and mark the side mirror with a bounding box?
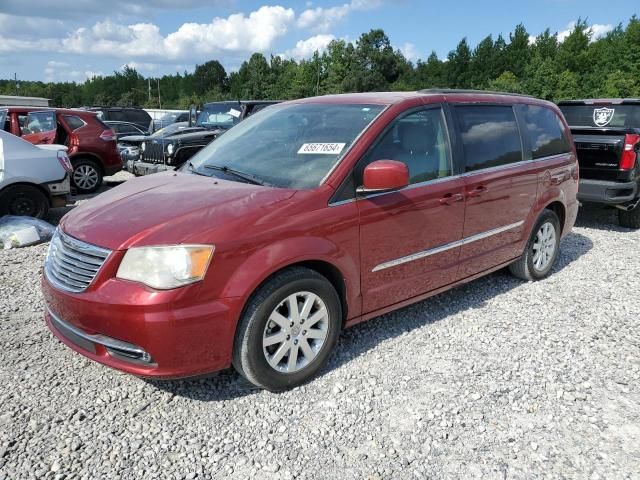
[188,105,198,127]
[357,160,409,194]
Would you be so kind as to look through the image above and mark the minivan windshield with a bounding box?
[186,103,385,189]
[196,102,239,129]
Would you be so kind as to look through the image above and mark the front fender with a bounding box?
[219,235,361,320]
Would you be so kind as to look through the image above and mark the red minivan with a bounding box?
[1,107,122,193]
[42,90,579,391]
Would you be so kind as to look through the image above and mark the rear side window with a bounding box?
[455,105,522,172]
[108,111,126,122]
[520,105,571,159]
[64,115,86,131]
[132,110,151,123]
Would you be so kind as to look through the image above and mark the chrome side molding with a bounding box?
[372,221,524,272]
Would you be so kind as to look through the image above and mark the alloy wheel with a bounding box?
[262,291,329,373]
[532,221,556,272]
[73,164,99,191]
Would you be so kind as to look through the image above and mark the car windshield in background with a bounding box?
[0,110,6,129]
[187,103,385,189]
[559,104,640,128]
[196,102,240,129]
[151,122,187,138]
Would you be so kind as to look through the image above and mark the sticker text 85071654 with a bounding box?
[297,143,346,155]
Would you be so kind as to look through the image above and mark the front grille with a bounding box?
[44,230,111,293]
[142,141,166,164]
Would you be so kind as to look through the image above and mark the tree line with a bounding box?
[1,16,638,109]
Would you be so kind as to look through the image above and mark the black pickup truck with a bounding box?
[558,99,640,228]
[129,100,279,176]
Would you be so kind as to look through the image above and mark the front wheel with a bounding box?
[233,267,342,391]
[0,184,49,219]
[509,209,561,281]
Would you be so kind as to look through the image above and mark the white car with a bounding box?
[0,130,72,218]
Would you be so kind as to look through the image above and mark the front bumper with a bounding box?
[45,174,70,196]
[126,159,173,176]
[42,275,243,379]
[578,178,639,204]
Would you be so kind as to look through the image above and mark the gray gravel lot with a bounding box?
[0,178,639,479]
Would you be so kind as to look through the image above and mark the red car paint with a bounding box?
[1,106,122,176]
[42,91,579,379]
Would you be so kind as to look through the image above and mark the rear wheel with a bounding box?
[509,209,561,281]
[233,267,342,391]
[72,159,102,194]
[0,184,49,219]
[618,204,640,229]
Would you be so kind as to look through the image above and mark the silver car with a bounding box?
[0,130,71,218]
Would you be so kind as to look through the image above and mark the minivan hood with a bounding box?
[61,172,296,250]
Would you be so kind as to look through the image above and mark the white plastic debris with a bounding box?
[0,215,55,249]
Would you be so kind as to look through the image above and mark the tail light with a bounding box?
[100,129,116,142]
[620,134,640,170]
[57,151,73,173]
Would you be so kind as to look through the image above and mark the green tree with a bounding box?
[193,60,228,95]
[488,71,522,93]
[602,70,638,97]
[506,24,530,78]
[447,38,472,88]
[555,70,580,100]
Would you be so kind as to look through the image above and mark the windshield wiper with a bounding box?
[185,160,209,177]
[203,165,267,186]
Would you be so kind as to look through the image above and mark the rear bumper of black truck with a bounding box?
[578,178,639,205]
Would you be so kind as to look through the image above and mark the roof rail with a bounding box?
[418,88,534,98]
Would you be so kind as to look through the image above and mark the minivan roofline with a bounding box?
[418,88,534,98]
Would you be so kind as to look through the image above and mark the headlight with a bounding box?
[166,143,174,155]
[116,245,214,289]
[141,142,146,152]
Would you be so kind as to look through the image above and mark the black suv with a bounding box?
[558,99,640,228]
[86,107,153,133]
[131,100,279,176]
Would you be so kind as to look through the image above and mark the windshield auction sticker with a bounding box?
[298,143,346,155]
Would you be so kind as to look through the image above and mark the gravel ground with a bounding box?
[1,185,639,479]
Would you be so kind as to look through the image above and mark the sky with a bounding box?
[0,0,637,83]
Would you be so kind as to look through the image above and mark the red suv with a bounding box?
[1,107,122,193]
[42,90,579,391]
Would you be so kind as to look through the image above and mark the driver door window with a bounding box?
[21,111,57,145]
[360,107,452,185]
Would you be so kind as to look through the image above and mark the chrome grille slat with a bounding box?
[56,246,107,266]
[50,258,95,282]
[44,230,112,293]
[53,255,99,275]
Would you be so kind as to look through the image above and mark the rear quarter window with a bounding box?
[520,105,571,159]
[455,105,523,173]
[64,115,86,131]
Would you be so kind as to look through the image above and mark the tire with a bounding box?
[0,184,49,219]
[233,267,342,392]
[618,204,640,229]
[72,159,103,194]
[509,209,561,281]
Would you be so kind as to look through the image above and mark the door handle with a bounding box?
[466,185,488,197]
[439,192,464,205]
